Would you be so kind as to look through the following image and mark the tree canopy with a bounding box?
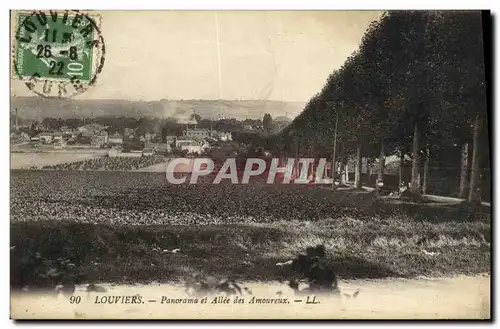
[277,10,487,161]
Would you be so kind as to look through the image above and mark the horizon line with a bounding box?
[10,114,296,120]
[10,96,307,103]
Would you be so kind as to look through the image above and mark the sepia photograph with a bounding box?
[8,8,491,320]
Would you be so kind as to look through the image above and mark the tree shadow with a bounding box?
[378,199,491,223]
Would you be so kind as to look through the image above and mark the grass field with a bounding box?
[10,170,491,291]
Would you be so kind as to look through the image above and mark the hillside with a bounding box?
[10,97,305,121]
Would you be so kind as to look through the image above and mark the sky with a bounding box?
[11,10,383,102]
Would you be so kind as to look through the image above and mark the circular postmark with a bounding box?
[12,10,105,98]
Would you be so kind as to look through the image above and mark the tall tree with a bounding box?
[468,114,484,203]
[458,143,471,198]
[263,113,273,133]
[276,11,488,200]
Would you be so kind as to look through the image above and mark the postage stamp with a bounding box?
[11,10,105,98]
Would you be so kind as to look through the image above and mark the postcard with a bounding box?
[9,9,491,320]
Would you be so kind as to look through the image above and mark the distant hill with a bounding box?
[10,97,305,121]
[274,116,293,123]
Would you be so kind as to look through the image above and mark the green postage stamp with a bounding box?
[12,10,105,98]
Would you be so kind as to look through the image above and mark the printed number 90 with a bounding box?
[69,296,81,304]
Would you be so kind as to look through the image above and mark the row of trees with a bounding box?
[271,11,489,202]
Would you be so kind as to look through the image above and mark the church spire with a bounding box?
[189,108,198,129]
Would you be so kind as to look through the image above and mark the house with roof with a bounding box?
[175,139,194,149]
[210,131,233,141]
[91,133,109,148]
[108,133,123,145]
[142,148,154,156]
[10,132,30,143]
[20,132,30,142]
[124,128,137,139]
[78,126,88,133]
[177,140,210,155]
[183,128,211,139]
[53,131,64,142]
[78,123,106,135]
[39,132,54,143]
[145,142,171,154]
[165,135,176,143]
[61,127,75,137]
[54,140,67,149]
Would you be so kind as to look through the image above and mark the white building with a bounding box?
[39,132,54,143]
[211,131,232,141]
[182,143,210,155]
[108,133,123,145]
[176,139,210,155]
[53,132,63,142]
[175,139,194,149]
[184,128,211,139]
[145,142,171,154]
[142,148,154,156]
[54,141,67,149]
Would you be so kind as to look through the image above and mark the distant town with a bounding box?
[10,109,292,158]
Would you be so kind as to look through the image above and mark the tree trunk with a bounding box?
[468,115,482,203]
[344,159,349,183]
[338,161,344,184]
[399,147,405,189]
[376,140,385,194]
[355,138,362,189]
[378,140,385,180]
[330,155,336,187]
[331,157,336,181]
[422,147,430,195]
[331,113,338,188]
[294,141,299,179]
[459,142,470,199]
[411,123,420,194]
[340,151,347,185]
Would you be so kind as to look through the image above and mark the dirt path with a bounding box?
[11,274,490,319]
[10,151,106,169]
[135,161,170,172]
[318,185,491,207]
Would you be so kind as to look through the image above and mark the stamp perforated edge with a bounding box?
[10,10,104,97]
